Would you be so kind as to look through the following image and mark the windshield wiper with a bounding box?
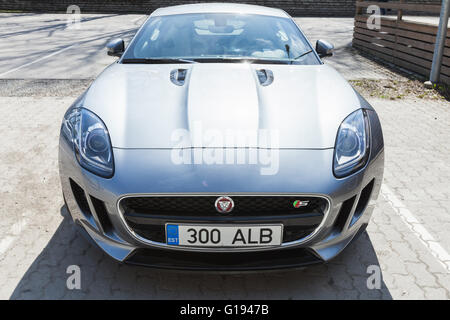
[121,58,197,64]
[291,50,314,63]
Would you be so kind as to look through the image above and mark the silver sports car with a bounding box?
[59,3,384,270]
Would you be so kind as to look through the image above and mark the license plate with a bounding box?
[166,224,283,247]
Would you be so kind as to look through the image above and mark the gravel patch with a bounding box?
[350,79,449,102]
[0,79,93,97]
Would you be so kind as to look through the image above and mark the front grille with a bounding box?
[128,223,318,244]
[120,195,327,217]
[130,223,166,243]
[120,195,328,244]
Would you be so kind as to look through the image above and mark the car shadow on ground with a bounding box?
[10,206,392,299]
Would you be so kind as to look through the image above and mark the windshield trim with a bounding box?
[121,56,315,65]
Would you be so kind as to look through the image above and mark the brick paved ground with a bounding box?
[0,14,449,299]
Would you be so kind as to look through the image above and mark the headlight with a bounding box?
[62,107,114,178]
[333,109,370,178]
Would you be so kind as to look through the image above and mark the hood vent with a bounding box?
[256,69,274,86]
[170,69,188,86]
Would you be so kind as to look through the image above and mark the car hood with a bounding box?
[83,62,364,149]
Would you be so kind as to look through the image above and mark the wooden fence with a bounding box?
[353,1,450,84]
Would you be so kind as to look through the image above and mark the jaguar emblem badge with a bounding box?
[215,196,234,213]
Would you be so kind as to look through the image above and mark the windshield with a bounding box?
[122,13,320,64]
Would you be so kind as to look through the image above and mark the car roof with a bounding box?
[150,3,290,18]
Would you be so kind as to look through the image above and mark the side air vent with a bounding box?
[333,196,356,233]
[90,196,113,233]
[170,69,188,86]
[351,179,375,226]
[256,69,274,86]
[69,179,92,218]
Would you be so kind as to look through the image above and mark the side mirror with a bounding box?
[316,40,334,58]
[106,38,125,57]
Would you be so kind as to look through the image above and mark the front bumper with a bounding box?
[59,127,384,270]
